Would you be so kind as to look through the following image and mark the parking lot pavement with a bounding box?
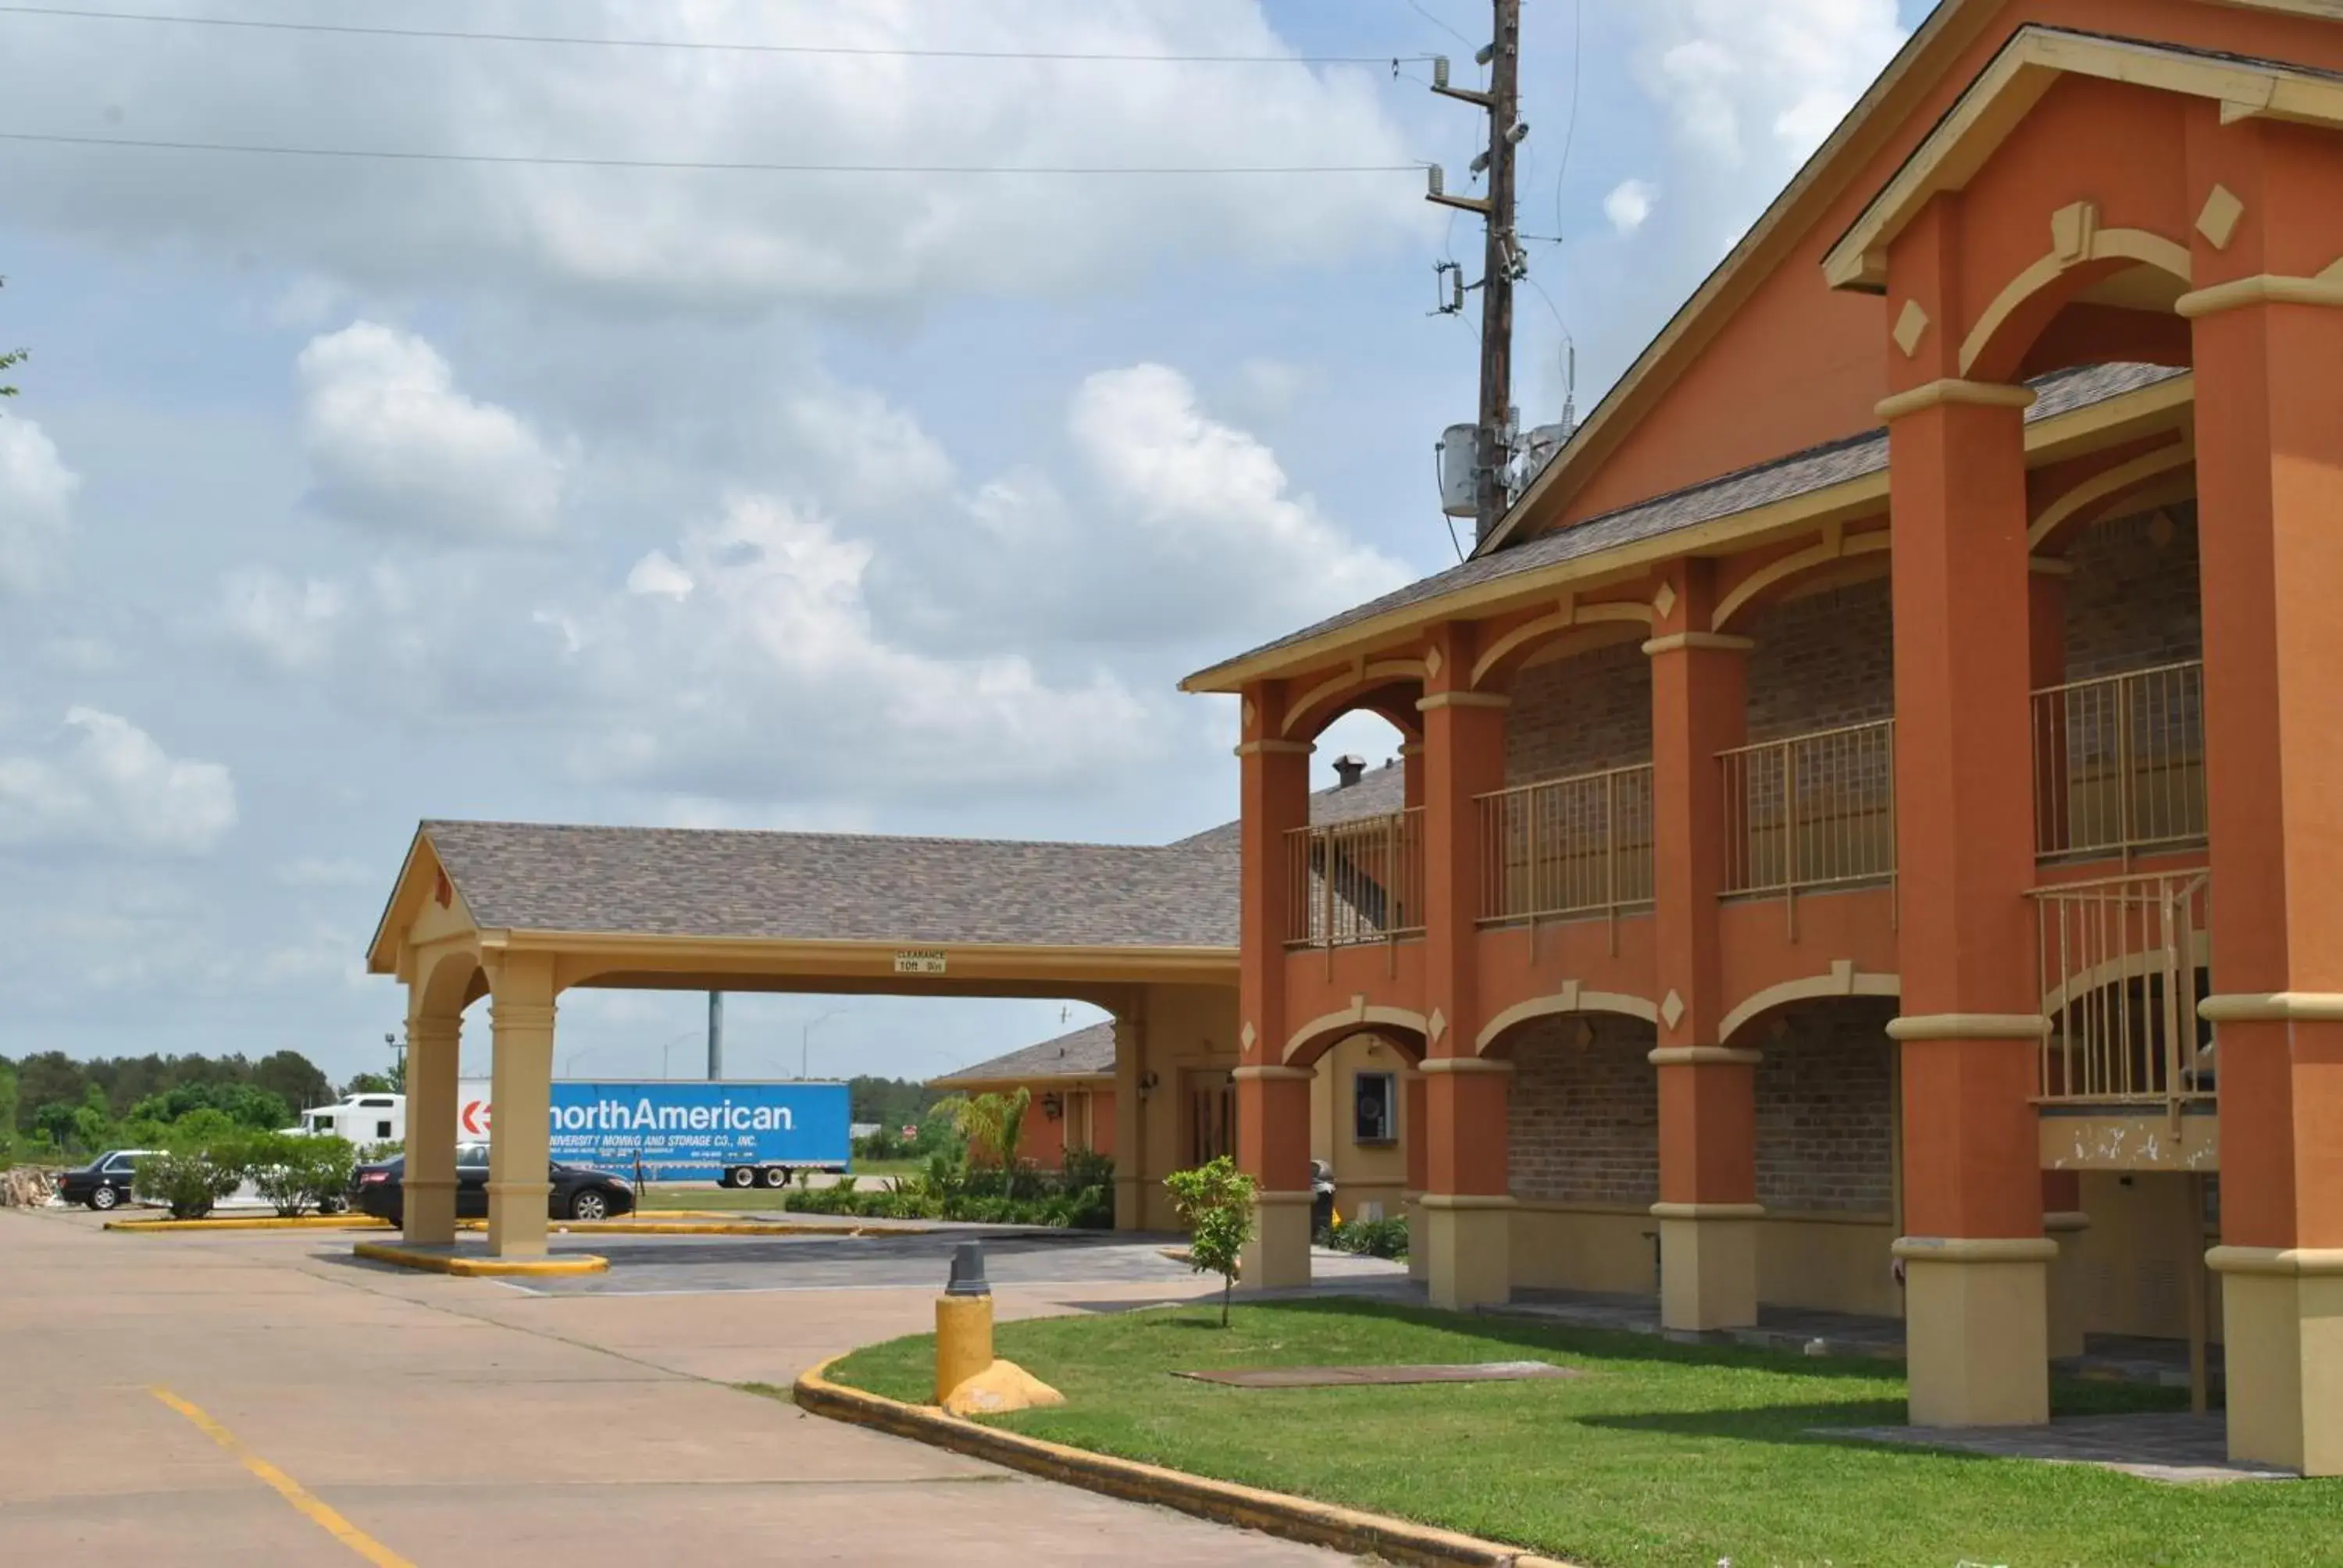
[3,1210,1360,1567]
[460,1227,1207,1297]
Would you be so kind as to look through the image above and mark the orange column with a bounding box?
[1646,558,1762,1328]
[2027,567,2090,1356]
[1415,620,1515,1309]
[2181,111,2343,1477]
[1234,679,1316,1288]
[1881,197,2054,1428]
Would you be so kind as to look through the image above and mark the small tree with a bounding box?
[1164,1156,1257,1327]
[248,1132,357,1217]
[133,1139,250,1221]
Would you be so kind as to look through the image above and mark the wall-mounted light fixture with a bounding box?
[1040,1092,1065,1121]
[1136,1071,1160,1099]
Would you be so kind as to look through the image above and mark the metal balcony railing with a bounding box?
[2032,659,2207,861]
[1719,719,1897,907]
[1283,808,1425,949]
[1475,764,1655,926]
[2031,871,2213,1109]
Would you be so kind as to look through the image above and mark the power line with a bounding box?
[0,129,1425,176]
[0,5,1432,66]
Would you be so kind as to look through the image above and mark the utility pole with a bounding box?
[1427,0,1526,546]
[707,990,724,1081]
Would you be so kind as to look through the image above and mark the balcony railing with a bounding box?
[2031,871,2212,1109]
[1283,808,1425,949]
[1475,764,1655,926]
[2032,659,2207,861]
[1719,719,1897,910]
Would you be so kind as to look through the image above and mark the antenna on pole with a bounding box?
[1424,0,1525,548]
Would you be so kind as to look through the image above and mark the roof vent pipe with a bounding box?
[1333,755,1367,788]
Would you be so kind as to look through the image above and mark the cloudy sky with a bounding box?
[0,0,1925,1091]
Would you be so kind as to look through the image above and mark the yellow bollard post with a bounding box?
[933,1242,994,1404]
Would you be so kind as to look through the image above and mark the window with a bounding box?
[1353,1071,1397,1145]
[458,1145,490,1170]
[376,1121,394,1139]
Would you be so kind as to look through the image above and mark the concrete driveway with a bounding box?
[1,1210,1360,1566]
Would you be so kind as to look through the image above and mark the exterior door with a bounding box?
[1185,1069,1235,1167]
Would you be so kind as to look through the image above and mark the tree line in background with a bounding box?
[844,1074,951,1134]
[0,1050,341,1164]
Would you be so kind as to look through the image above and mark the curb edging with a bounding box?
[352,1240,609,1277]
[105,1214,391,1232]
[790,1359,1582,1568]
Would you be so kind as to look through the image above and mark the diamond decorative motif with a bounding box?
[1892,298,1931,358]
[1652,581,1678,620]
[1660,989,1686,1030]
[1242,699,1257,730]
[1240,1021,1257,1053]
[2196,184,2244,251]
[1427,1007,1448,1043]
[1424,645,1443,678]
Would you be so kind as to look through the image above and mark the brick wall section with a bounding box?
[1507,1014,1660,1206]
[1755,999,1896,1216]
[2062,504,2202,679]
[1503,638,1653,787]
[1742,577,1895,742]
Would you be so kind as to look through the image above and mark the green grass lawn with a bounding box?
[825,1299,2338,1568]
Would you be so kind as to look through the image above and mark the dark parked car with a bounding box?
[351,1142,635,1227]
[56,1149,162,1211]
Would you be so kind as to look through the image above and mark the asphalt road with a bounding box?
[2,1208,1363,1567]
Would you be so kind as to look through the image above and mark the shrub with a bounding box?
[1164,1156,1257,1326]
[1327,1215,1410,1260]
[133,1143,249,1220]
[248,1133,358,1217]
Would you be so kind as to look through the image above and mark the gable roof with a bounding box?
[931,1020,1117,1087]
[1477,0,2331,560]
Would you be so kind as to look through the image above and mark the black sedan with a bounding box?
[55,1149,162,1211]
[351,1142,636,1227]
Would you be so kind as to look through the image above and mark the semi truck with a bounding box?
[456,1078,852,1188]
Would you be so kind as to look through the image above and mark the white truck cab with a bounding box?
[294,1093,405,1146]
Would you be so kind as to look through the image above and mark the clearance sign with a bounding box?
[454,1079,851,1179]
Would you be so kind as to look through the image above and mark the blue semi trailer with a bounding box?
[457,1078,852,1188]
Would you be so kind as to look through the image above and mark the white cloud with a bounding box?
[0,416,79,594]
[572,494,1159,802]
[0,708,237,855]
[221,567,348,670]
[1066,362,1408,623]
[1635,2,1906,169]
[298,322,567,539]
[1603,178,1659,237]
[0,2,1426,312]
[625,550,694,601]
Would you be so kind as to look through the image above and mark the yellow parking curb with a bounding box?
[790,1358,1582,1568]
[548,1220,919,1237]
[352,1241,608,1278]
[105,1214,392,1233]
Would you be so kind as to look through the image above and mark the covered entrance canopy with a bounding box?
[366,818,1244,1256]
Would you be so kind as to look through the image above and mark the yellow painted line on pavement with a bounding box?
[148,1386,415,1568]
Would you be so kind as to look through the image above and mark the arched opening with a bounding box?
[1487,1009,1660,1297]
[1748,996,1901,1319]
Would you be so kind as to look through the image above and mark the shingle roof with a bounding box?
[933,1021,1117,1085]
[1189,363,2185,682]
[424,821,1239,949]
[419,768,1406,950]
